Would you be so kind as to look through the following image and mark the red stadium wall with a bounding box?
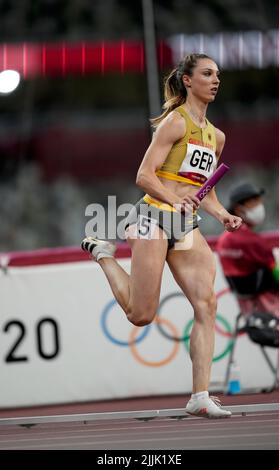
[1,231,278,267]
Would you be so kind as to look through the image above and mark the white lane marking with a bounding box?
[1,410,279,429]
[1,412,279,435]
[1,417,279,440]
[1,421,279,442]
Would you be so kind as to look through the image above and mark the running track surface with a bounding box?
[0,391,279,450]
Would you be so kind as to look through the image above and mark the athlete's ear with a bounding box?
[182,74,191,88]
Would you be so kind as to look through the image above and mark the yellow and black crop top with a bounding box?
[156,105,217,187]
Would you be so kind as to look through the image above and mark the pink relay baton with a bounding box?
[195,163,230,201]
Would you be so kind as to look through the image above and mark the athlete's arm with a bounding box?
[136,112,200,210]
[200,128,242,231]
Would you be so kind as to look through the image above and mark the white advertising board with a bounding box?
[0,252,278,407]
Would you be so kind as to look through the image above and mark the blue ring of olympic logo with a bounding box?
[100,289,235,364]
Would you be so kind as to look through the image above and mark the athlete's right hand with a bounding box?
[173,195,200,214]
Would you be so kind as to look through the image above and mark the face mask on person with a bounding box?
[242,203,266,225]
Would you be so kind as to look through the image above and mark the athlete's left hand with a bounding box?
[222,213,242,232]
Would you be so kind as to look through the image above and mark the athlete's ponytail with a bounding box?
[151,53,212,128]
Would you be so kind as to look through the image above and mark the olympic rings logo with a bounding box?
[100,287,238,368]
[198,185,212,200]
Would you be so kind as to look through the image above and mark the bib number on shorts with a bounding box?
[137,215,157,239]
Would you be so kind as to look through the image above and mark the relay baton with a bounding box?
[195,163,230,201]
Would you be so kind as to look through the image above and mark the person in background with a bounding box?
[217,182,279,316]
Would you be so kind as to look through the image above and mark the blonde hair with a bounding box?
[151,53,213,128]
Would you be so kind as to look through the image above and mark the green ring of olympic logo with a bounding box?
[183,313,234,362]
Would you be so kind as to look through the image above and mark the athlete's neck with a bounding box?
[184,100,208,128]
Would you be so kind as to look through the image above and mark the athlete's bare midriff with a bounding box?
[157,175,199,201]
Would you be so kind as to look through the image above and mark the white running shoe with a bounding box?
[186,392,232,419]
[81,237,116,262]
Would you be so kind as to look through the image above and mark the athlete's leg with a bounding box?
[86,225,168,326]
[166,228,217,393]
[166,229,231,418]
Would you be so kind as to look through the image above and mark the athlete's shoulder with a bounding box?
[157,109,186,140]
[164,108,185,126]
[214,126,226,157]
[214,127,226,145]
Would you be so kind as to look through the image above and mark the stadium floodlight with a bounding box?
[0,70,21,94]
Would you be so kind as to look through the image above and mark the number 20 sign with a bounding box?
[2,317,61,363]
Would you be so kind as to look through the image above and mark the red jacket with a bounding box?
[216,223,276,277]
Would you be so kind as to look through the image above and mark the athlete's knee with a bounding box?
[194,290,217,321]
[126,304,156,327]
[127,315,153,327]
[207,292,217,313]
